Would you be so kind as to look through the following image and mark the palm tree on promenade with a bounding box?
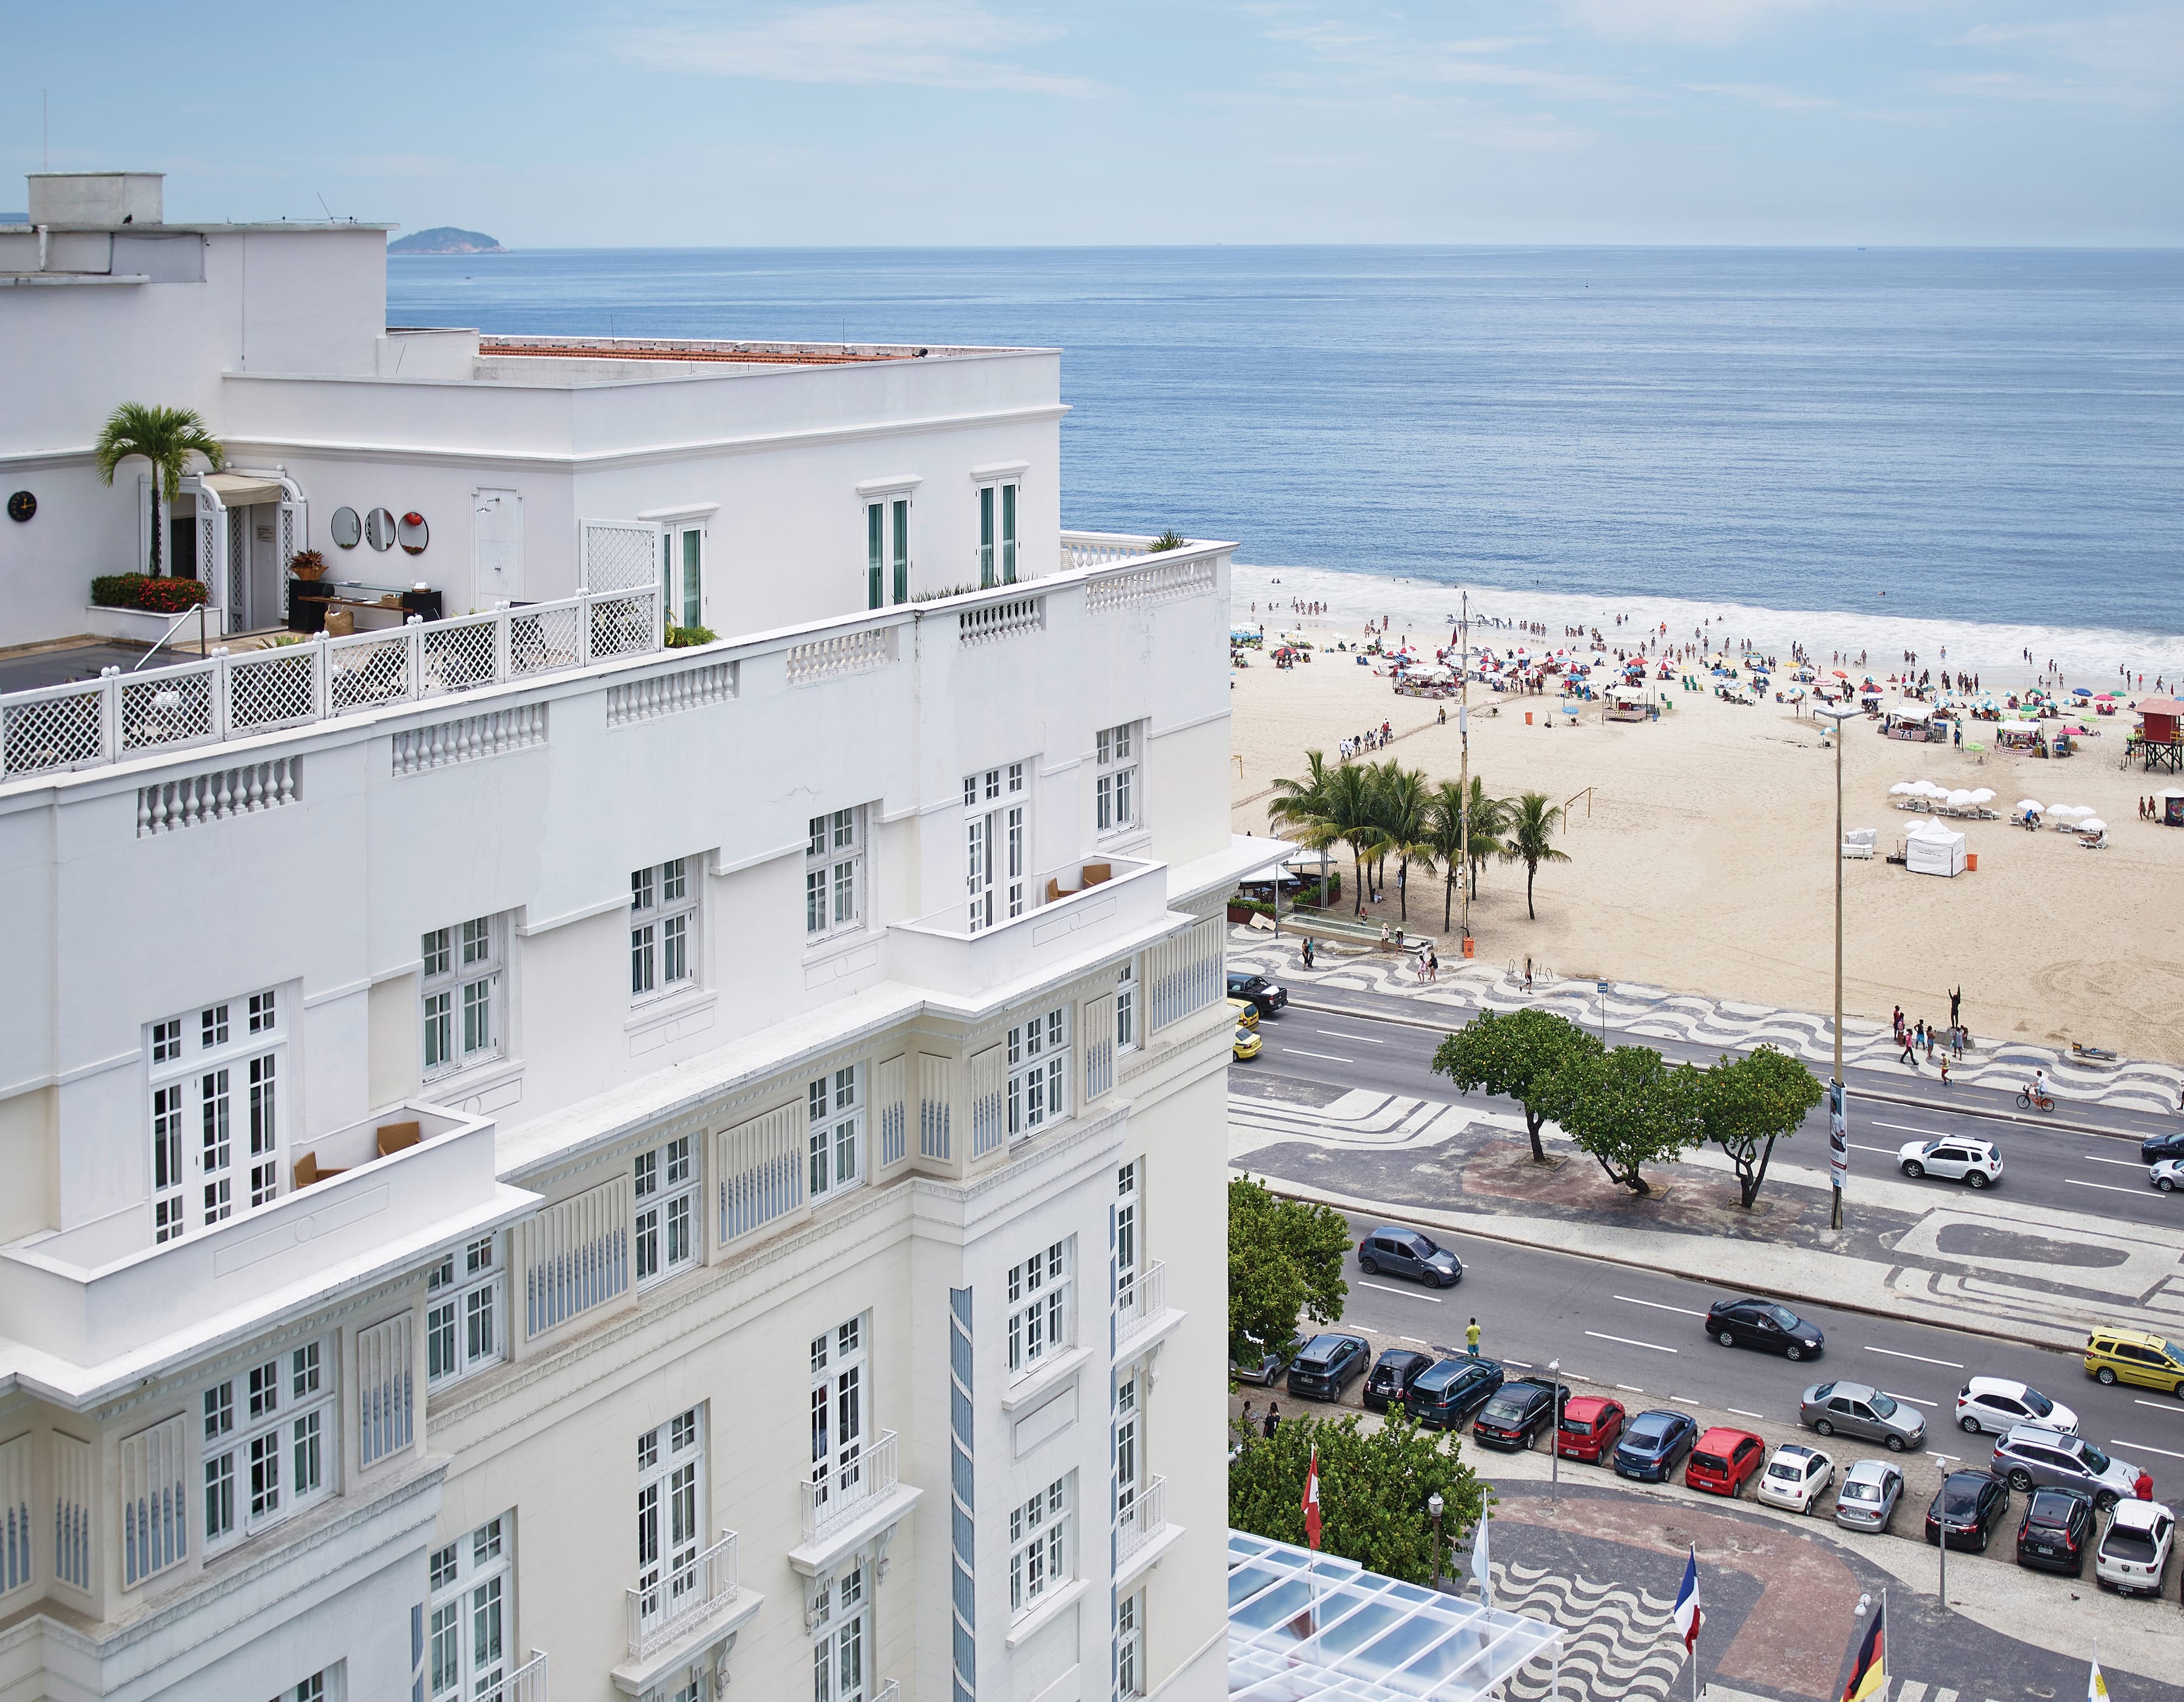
[1500,790,1570,921]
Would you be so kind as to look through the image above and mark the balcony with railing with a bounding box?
[612,1529,763,1698]
[789,1428,923,1579]
[1116,1474,1180,1589]
[1115,1259,1175,1351]
[480,1650,550,1702]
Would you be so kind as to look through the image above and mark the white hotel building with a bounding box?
[0,175,1272,1702]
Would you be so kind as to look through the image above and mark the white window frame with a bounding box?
[805,808,867,946]
[809,1316,868,1525]
[811,1559,871,1702]
[422,916,504,1079]
[662,523,706,632]
[1007,1006,1070,1138]
[1117,1590,1145,1698]
[1007,1239,1071,1377]
[635,1135,699,1287]
[864,495,911,610]
[1095,722,1142,838]
[1007,1474,1072,1618]
[429,1515,511,1702]
[1116,1372,1142,1520]
[636,1408,706,1632]
[1116,1161,1141,1310]
[426,1235,505,1388]
[1116,960,1138,1054]
[201,1338,333,1552]
[963,762,1027,933]
[630,858,699,1003]
[976,479,1020,588]
[272,1673,337,1702]
[807,1068,864,1202]
[149,989,287,1243]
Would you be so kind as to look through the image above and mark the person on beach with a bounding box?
[1466,1318,1481,1356]
[1938,1057,1952,1086]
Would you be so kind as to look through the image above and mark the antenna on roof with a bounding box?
[317,192,335,221]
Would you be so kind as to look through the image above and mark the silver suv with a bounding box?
[1991,1425,2141,1509]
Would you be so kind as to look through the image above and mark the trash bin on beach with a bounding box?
[1966,852,1978,872]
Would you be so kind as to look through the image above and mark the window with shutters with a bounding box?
[809,1316,868,1527]
[1116,1161,1141,1311]
[426,1236,505,1387]
[430,1514,511,1702]
[356,1313,414,1469]
[963,762,1027,933]
[864,495,910,609]
[1007,1006,1070,1138]
[1117,1590,1145,1698]
[807,1068,863,1201]
[630,857,699,1003]
[1007,1475,1071,1617]
[0,1435,29,1596]
[147,987,287,1242]
[1094,722,1142,836]
[635,1135,699,1286]
[805,808,866,946]
[716,1103,804,1245]
[1006,1239,1070,1376]
[977,480,1019,588]
[422,916,505,1078]
[53,1433,90,1592]
[120,1414,188,1587]
[636,1408,706,1633]
[201,1338,334,1549]
[1116,959,1138,1053]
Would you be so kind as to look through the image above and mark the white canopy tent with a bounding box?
[1906,822,1967,877]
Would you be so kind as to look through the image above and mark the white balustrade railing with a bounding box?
[1086,556,1216,613]
[1116,1259,1167,1347]
[625,1530,738,1662]
[479,1650,550,1702]
[958,595,1044,646]
[801,1429,900,1544]
[1060,530,1162,570]
[0,585,658,780]
[1117,1475,1168,1566]
[786,626,896,685]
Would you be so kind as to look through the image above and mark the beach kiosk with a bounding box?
[1904,821,1968,878]
[2128,698,2184,774]
[2160,789,2184,828]
[1603,684,1657,722]
[1882,704,1947,744]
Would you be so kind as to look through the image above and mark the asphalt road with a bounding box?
[1238,994,2184,1231]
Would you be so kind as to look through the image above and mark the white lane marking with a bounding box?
[1866,1345,1965,1369]
[1401,1336,1431,1347]
[1850,1143,1895,1155]
[1728,1408,1766,1420]
[1883,1391,1938,1408]
[1503,1359,1534,1370]
[2081,1154,2144,1169]
[1360,1280,1441,1303]
[2112,1438,2184,1462]
[2135,1398,2184,1415]
[1874,1120,1947,1137]
[1281,1047,1353,1063]
[1616,1384,1647,1393]
[1315,1029,1385,1044]
[1586,1331,1679,1354]
[1615,1294,1707,1318]
[2065,1179,2148,1197]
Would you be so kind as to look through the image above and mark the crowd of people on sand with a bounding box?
[1892,1000,1970,1086]
[1338,722,1395,760]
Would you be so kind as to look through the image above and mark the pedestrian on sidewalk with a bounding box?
[1938,1057,1951,1088]
[1301,937,1316,970]
[1951,1024,1964,1060]
[1892,1004,1904,1040]
[1466,1318,1481,1356]
[1263,1403,1281,1439]
[1922,1024,1935,1063]
[1898,1031,1919,1069]
[1239,1399,1256,1433]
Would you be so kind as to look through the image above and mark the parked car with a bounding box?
[1363,1348,1435,1413]
[1613,1410,1698,1484]
[1799,1382,1927,1451]
[1991,1426,2144,1510]
[2148,1158,2184,1192]
[2095,1499,2176,1596]
[2140,1131,2184,1165]
[1228,996,1260,1031]
[1756,1444,1835,1514]
[1898,1137,2003,1189]
[1555,1396,1626,1464]
[1406,1357,1506,1431]
[1286,1333,1370,1401]
[1686,1428,1767,1498]
[1471,1378,1571,1451]
[2083,1327,2184,1398]
[1357,1226,1463,1288]
[1927,1469,2010,1552]
[1227,972,1288,1017]
[1706,1297,1825,1360]
[1955,1376,2077,1437]
[2015,1487,2095,1576]
[1233,1025,1263,1061]
[1231,1332,1301,1387]
[1834,1459,1905,1532]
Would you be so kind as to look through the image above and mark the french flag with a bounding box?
[1672,1546,1702,1653]
[1303,1448,1322,1550]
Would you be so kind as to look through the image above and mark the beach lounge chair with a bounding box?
[1841,829,1878,859]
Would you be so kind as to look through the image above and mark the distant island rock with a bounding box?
[389,226,505,255]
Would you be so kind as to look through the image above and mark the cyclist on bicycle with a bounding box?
[2027,1069,2048,1108]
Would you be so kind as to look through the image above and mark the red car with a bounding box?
[1687,1427,1767,1497]
[1556,1396,1626,1463]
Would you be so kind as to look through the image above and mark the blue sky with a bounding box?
[6,2,2179,245]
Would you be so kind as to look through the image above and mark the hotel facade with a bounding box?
[0,174,1269,1702]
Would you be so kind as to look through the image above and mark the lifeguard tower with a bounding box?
[2127,698,2184,773]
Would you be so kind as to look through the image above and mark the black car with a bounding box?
[1358,1226,1463,1289]
[1227,972,1289,1017]
[2142,1131,2184,1165]
[1706,1297,1825,1361]
[2016,1487,2094,1576]
[1613,1410,1697,1482]
[1926,1469,2009,1552]
[1363,1348,1435,1413]
[1406,1357,1506,1430]
[1285,1333,1369,1401]
[1471,1377,1572,1451]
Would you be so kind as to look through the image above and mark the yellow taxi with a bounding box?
[1228,996,1259,1031]
[1232,1024,1263,1061]
[2085,1327,2184,1397]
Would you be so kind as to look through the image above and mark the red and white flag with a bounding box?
[1303,1448,1323,1550]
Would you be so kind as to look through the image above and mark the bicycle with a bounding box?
[2015,1089,2055,1113]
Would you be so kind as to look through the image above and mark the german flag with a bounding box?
[1842,1600,1886,1702]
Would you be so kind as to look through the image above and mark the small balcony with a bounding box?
[627,1531,739,1663]
[789,1430,924,1579]
[889,853,1173,1004]
[479,1650,550,1702]
[1115,1259,1184,1362]
[1116,1475,1182,1590]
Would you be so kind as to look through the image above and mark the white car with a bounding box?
[1955,1376,2078,1437]
[2095,1499,2174,1596]
[1756,1442,1835,1514]
[2151,1159,2184,1194]
[1898,1138,2003,1189]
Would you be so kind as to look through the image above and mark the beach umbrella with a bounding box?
[1969,789,1995,804]
[2072,687,2092,697]
[2079,818,2106,835]
[2015,798,2042,815]
[1889,782,1916,796]
[1945,789,1975,809]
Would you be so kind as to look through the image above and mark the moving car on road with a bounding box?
[1991,1426,2144,1510]
[1927,1470,2010,1552]
[1898,1137,2003,1189]
[1686,1428,1766,1498]
[1286,1334,1370,1402]
[1227,972,1288,1017]
[1406,1357,1506,1431]
[2084,1327,2184,1398]
[1706,1297,1825,1360]
[1357,1226,1463,1288]
[1834,1459,1905,1532]
[2095,1499,2175,1596]
[2015,1487,2095,1577]
[1799,1382,1927,1451]
[1756,1443,1835,1514]
[2140,1131,2184,1165]
[2148,1158,2184,1193]
[1555,1397,1625,1464]
[1471,1377,1571,1451]
[1232,1024,1263,1061]
[1955,1377,2077,1436]
[1227,996,1259,1030]
[1362,1348,1435,1413]
[1613,1410,1698,1484]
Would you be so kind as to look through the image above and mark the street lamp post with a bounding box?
[1815,702,1860,1231]
[1428,1490,1446,1590]
[1548,1357,1562,1503]
[1930,1451,1956,1613]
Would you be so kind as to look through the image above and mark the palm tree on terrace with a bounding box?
[93,403,224,579]
[1499,791,1570,921]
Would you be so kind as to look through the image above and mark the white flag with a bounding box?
[1472,1515,1492,1609]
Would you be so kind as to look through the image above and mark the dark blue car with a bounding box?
[1613,1410,1697,1482]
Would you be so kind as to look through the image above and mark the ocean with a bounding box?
[388,246,2184,679]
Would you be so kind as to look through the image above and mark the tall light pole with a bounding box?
[1815,702,1859,1231]
[1547,1357,1562,1504]
[1458,591,1472,948]
[1428,1490,1446,1591]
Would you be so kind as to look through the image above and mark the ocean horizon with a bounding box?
[390,244,2184,671]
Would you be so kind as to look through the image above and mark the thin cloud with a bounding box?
[1952,11,2184,107]
[1684,81,1833,110]
[1548,0,1824,45]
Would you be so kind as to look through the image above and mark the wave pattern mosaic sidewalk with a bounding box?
[1226,926,2184,1114]
[1496,1563,1686,1702]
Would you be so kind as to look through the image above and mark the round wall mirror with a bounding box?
[330,506,362,548]
[397,511,430,556]
[365,507,397,551]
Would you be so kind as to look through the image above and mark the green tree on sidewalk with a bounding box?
[1432,1007,1601,1163]
[1693,1045,1825,1209]
[1230,1176,1352,1370]
[1539,1044,1699,1197]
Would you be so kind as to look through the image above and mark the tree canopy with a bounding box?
[1499,790,1571,921]
[93,403,225,580]
[1229,1176,1352,1368]
[1690,1045,1825,1208]
[1431,1007,1602,1163]
[1537,1043,1699,1197]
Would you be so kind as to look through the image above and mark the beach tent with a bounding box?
[1905,822,1968,878]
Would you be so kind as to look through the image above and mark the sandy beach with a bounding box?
[1226,590,2184,1066]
